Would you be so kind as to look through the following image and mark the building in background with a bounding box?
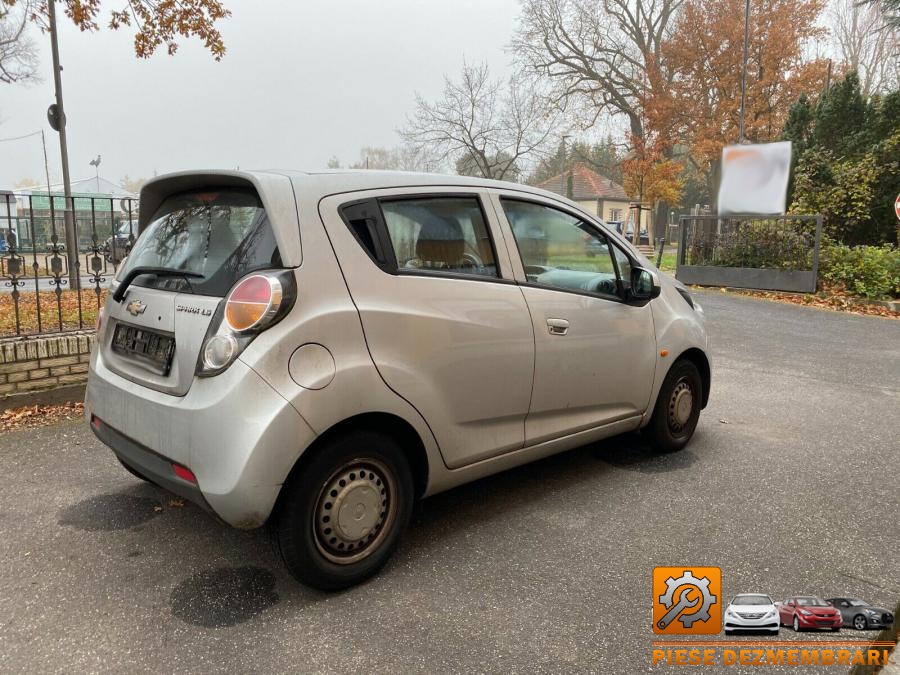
[534,163,649,234]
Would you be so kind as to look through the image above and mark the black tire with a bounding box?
[793,615,801,632]
[644,359,703,453]
[275,429,414,591]
[853,614,868,630]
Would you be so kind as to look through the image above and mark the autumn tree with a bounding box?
[662,0,829,193]
[2,0,230,61]
[621,120,683,244]
[401,62,561,180]
[514,0,682,144]
[514,0,683,236]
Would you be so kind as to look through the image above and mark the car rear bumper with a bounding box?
[90,416,216,515]
[86,352,317,528]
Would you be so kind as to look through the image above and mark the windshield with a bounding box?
[733,595,771,606]
[848,599,869,607]
[122,188,281,296]
[796,597,830,607]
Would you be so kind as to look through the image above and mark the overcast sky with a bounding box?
[0,0,521,189]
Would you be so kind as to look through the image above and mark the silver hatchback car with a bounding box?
[86,170,710,589]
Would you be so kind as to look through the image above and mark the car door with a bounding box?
[318,189,535,469]
[780,599,795,624]
[490,194,656,445]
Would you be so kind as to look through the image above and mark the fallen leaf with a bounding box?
[168,499,186,508]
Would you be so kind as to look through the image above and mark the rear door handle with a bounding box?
[547,318,569,335]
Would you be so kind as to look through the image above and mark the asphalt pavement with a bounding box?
[0,290,897,673]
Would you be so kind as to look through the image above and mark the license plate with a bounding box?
[111,323,175,375]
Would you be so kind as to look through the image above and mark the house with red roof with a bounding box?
[534,163,648,230]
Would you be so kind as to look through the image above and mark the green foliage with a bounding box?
[528,137,623,184]
[787,73,900,246]
[820,241,900,299]
[812,73,871,158]
[791,149,880,244]
[701,220,813,270]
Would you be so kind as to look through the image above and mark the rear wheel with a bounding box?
[275,430,414,591]
[644,359,702,453]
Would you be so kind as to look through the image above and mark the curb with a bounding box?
[0,383,86,412]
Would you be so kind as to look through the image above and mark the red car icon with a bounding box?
[776,597,843,632]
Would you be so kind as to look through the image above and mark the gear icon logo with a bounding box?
[652,567,722,634]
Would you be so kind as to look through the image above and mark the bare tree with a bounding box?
[348,144,436,172]
[830,0,900,95]
[0,1,38,84]
[401,62,561,181]
[512,0,683,141]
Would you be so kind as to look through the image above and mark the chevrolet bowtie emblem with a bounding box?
[126,299,147,317]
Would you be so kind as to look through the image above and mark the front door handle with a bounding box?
[547,318,569,335]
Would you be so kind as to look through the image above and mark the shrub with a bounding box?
[819,242,900,299]
[691,219,813,270]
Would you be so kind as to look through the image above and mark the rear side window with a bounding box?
[381,197,498,278]
[123,188,281,296]
[339,195,499,279]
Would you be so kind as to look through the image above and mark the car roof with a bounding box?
[141,168,593,213]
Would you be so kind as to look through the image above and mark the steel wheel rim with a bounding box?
[313,458,397,565]
[793,616,799,631]
[854,616,866,630]
[667,377,694,433]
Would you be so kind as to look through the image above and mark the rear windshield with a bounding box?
[122,188,281,296]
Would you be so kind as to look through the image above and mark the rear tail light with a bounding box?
[196,270,296,377]
[224,274,283,332]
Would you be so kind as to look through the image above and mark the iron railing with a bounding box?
[0,192,139,337]
[676,214,823,293]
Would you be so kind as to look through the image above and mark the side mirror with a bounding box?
[629,266,661,302]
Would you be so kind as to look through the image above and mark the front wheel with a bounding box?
[644,359,702,453]
[275,430,414,591]
[853,615,867,630]
[793,616,801,632]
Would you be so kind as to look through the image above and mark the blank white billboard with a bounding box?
[717,141,792,216]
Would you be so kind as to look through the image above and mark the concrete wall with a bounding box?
[0,333,94,400]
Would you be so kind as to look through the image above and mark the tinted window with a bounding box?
[123,188,280,296]
[380,197,498,278]
[502,199,620,297]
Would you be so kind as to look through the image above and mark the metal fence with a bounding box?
[676,214,823,293]
[0,193,139,337]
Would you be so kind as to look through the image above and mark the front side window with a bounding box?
[380,197,498,278]
[502,199,622,297]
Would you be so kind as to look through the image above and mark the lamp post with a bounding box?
[738,0,750,143]
[47,0,79,289]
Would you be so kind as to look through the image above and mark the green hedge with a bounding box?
[819,242,900,299]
